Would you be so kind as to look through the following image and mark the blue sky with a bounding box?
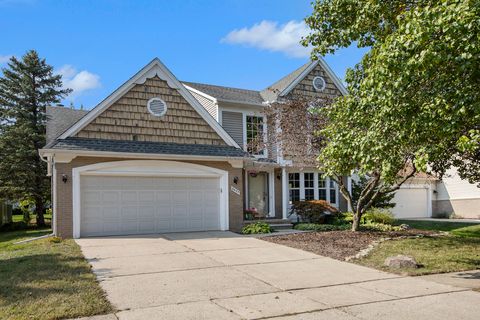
[0,0,367,108]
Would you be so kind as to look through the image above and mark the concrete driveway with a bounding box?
[76,232,480,320]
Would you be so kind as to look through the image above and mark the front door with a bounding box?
[248,172,269,216]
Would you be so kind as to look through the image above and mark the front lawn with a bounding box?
[396,219,480,233]
[356,219,480,275]
[0,229,113,320]
[357,236,480,275]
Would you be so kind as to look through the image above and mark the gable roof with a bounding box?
[46,106,88,145]
[183,81,264,106]
[261,58,348,101]
[183,58,347,106]
[259,62,312,102]
[57,58,240,148]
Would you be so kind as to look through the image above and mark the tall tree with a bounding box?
[0,50,71,227]
[302,0,479,230]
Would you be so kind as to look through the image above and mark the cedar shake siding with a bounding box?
[75,76,226,145]
[285,63,342,100]
[54,157,244,238]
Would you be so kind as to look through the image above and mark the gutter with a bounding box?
[39,148,247,162]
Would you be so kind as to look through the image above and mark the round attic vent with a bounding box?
[147,97,167,117]
[312,76,326,92]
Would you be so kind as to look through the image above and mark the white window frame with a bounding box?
[243,113,268,158]
[287,171,339,208]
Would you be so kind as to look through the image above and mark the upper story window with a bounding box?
[245,115,265,156]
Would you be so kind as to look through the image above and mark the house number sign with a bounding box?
[230,186,241,196]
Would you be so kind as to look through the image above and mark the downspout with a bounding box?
[21,152,57,243]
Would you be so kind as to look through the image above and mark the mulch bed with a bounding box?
[262,229,439,261]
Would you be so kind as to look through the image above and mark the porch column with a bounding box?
[347,176,352,212]
[281,167,288,220]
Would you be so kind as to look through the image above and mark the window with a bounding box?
[288,173,300,202]
[313,76,326,92]
[329,179,337,204]
[246,115,265,155]
[304,173,314,200]
[287,172,338,206]
[318,176,327,200]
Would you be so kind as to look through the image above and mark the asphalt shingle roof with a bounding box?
[46,106,88,145]
[182,81,265,105]
[49,138,248,158]
[259,62,312,102]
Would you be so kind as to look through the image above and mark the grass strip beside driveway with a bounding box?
[0,229,113,320]
[357,235,480,276]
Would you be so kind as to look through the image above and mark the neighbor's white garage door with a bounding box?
[80,175,221,237]
[392,188,430,219]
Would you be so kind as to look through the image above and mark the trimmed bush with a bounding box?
[294,223,350,231]
[291,200,339,224]
[242,222,272,234]
[363,208,395,225]
[360,222,403,232]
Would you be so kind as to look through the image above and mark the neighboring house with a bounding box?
[40,57,350,238]
[390,170,480,220]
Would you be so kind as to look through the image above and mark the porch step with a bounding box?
[243,219,294,231]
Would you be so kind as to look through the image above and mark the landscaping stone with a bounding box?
[384,255,419,269]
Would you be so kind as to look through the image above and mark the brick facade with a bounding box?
[54,157,244,238]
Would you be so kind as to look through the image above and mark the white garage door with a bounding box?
[392,188,430,219]
[80,175,221,237]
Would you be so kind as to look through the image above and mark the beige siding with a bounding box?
[189,90,218,120]
[53,157,244,238]
[285,63,343,100]
[76,76,226,145]
[436,168,480,201]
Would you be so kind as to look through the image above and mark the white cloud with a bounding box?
[0,54,12,64]
[56,64,101,98]
[222,20,311,58]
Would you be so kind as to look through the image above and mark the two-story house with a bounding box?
[40,57,350,238]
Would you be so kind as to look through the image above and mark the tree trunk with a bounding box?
[35,197,45,227]
[352,211,361,231]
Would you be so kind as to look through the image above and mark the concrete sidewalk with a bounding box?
[75,232,480,320]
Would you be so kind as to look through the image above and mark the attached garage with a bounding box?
[72,160,229,238]
[392,187,431,219]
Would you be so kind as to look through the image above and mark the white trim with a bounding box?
[312,76,326,92]
[268,169,275,217]
[347,176,352,211]
[58,58,239,148]
[52,164,57,236]
[244,112,268,158]
[40,149,245,163]
[280,58,348,97]
[147,97,168,117]
[281,167,288,219]
[182,84,218,104]
[72,160,229,238]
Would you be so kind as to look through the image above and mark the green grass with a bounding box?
[357,236,480,275]
[396,219,480,234]
[12,213,52,223]
[451,224,480,238]
[0,229,113,320]
[357,219,480,275]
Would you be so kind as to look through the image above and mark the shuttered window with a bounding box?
[221,111,243,146]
